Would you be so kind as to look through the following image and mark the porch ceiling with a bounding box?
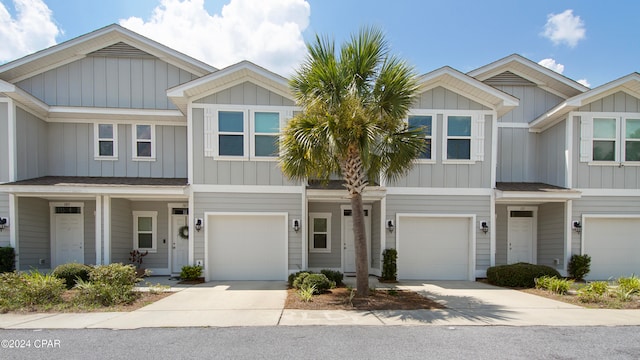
[495,182,581,202]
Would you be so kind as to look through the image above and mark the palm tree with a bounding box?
[280,26,425,297]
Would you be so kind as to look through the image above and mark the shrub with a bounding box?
[75,263,139,306]
[288,271,311,288]
[486,263,561,288]
[320,269,344,286]
[301,273,335,294]
[617,275,640,295]
[0,247,15,273]
[297,285,315,302]
[381,248,398,281]
[180,265,203,281]
[292,271,312,289]
[0,271,65,311]
[535,276,573,294]
[567,254,591,281]
[52,262,92,289]
[577,281,609,303]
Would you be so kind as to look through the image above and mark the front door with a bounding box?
[507,207,537,264]
[171,212,189,274]
[51,203,84,267]
[342,205,372,273]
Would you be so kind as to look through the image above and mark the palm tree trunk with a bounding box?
[350,192,369,297]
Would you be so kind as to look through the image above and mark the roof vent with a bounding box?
[88,42,156,58]
[484,71,535,86]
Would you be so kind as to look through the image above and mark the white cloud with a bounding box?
[542,9,586,48]
[0,0,61,62]
[577,79,590,88]
[120,0,310,76]
[538,58,565,74]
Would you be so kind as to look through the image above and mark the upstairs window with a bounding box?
[253,112,280,158]
[580,114,640,164]
[95,123,117,159]
[408,115,433,160]
[218,111,245,157]
[625,118,640,161]
[445,115,472,160]
[133,124,155,160]
[592,118,617,161]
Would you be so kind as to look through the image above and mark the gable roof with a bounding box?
[417,66,519,117]
[167,60,292,113]
[530,72,640,132]
[0,24,216,83]
[468,54,589,100]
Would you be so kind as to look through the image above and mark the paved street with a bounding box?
[1,326,639,359]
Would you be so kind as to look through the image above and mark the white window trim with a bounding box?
[407,112,436,164]
[133,211,157,253]
[132,124,156,161]
[442,113,475,163]
[250,109,292,160]
[215,109,249,160]
[579,112,640,165]
[94,123,118,160]
[309,212,331,253]
[623,117,640,162]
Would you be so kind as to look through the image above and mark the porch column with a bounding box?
[103,196,111,264]
[9,194,17,270]
[564,200,573,276]
[95,195,102,265]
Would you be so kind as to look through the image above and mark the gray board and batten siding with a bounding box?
[110,198,133,265]
[573,91,640,189]
[47,122,187,178]
[16,107,48,181]
[385,194,491,271]
[16,55,198,109]
[0,101,9,183]
[193,192,303,271]
[191,81,297,186]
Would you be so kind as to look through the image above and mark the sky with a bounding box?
[0,0,639,88]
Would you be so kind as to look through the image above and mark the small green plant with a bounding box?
[292,272,312,289]
[129,250,148,269]
[577,281,609,303]
[320,269,344,286]
[387,289,398,296]
[567,254,591,281]
[535,276,573,294]
[75,263,139,306]
[301,273,335,294]
[381,248,398,281]
[0,271,66,311]
[288,271,311,288]
[297,285,316,302]
[617,275,640,295]
[0,247,15,273]
[145,282,171,294]
[180,265,203,281]
[487,263,561,288]
[345,287,356,306]
[52,262,92,289]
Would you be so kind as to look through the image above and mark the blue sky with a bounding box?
[1,0,638,88]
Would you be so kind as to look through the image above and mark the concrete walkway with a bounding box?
[1,279,640,329]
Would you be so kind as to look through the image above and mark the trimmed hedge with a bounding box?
[320,269,344,286]
[486,262,561,288]
[0,247,15,273]
[288,271,311,288]
[52,262,92,289]
[301,273,335,294]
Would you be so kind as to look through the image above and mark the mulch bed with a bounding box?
[285,287,445,310]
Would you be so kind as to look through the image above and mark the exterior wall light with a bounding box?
[572,221,581,233]
[194,218,203,232]
[480,221,489,234]
[0,217,7,232]
[386,219,394,232]
[292,219,300,232]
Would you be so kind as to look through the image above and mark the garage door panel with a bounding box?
[398,216,471,280]
[208,214,286,281]
[584,218,640,280]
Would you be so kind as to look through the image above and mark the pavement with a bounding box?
[1,277,640,329]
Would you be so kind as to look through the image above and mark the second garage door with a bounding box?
[397,215,473,280]
[207,213,287,281]
[583,217,640,280]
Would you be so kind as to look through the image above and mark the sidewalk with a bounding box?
[1,279,640,329]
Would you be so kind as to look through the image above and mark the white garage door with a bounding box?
[397,216,473,280]
[583,217,640,280]
[207,213,287,280]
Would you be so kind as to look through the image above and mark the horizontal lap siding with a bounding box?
[16,107,48,181]
[47,123,187,178]
[130,201,169,268]
[386,195,491,270]
[17,57,197,109]
[194,192,302,271]
[571,196,640,255]
[110,199,132,264]
[17,198,49,270]
[0,194,8,246]
[307,202,343,269]
[538,202,565,269]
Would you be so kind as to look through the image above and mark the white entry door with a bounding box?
[51,204,84,267]
[507,207,537,264]
[171,214,189,274]
[342,206,371,273]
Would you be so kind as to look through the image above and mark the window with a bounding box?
[253,112,280,157]
[309,213,331,253]
[133,124,155,159]
[95,123,117,158]
[408,115,432,160]
[592,118,617,161]
[445,115,472,160]
[133,211,157,252]
[218,111,245,156]
[625,119,640,161]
